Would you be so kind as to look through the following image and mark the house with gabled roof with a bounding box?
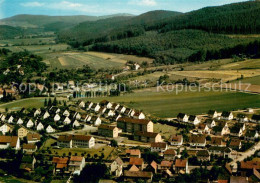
[43,111,50,119]
[63,116,71,125]
[91,103,101,112]
[229,138,242,150]
[18,126,30,139]
[68,156,85,173]
[129,157,144,170]
[63,110,70,117]
[126,149,141,158]
[151,142,168,152]
[0,135,20,150]
[72,120,81,128]
[54,114,61,122]
[117,106,126,114]
[208,146,232,158]
[26,119,34,128]
[146,161,157,174]
[177,113,189,122]
[230,123,245,137]
[221,111,234,120]
[169,134,183,146]
[188,115,200,125]
[22,143,37,153]
[110,157,123,177]
[46,125,55,133]
[27,133,41,144]
[104,109,116,117]
[208,110,219,118]
[111,103,120,110]
[34,109,41,117]
[210,137,226,147]
[133,111,145,119]
[78,101,85,108]
[52,157,69,174]
[205,119,216,128]
[89,116,102,126]
[196,150,210,161]
[236,114,248,123]
[7,115,14,123]
[36,122,44,131]
[0,123,13,135]
[197,123,210,134]
[100,100,113,109]
[17,118,23,125]
[245,130,259,141]
[0,114,6,122]
[164,149,176,161]
[212,122,230,136]
[123,171,153,182]
[189,135,206,147]
[175,159,188,174]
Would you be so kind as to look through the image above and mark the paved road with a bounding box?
[230,141,260,171]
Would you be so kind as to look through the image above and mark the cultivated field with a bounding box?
[43,51,153,70]
[84,88,260,118]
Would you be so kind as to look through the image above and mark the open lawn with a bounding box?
[0,176,36,183]
[0,97,66,112]
[41,139,114,159]
[154,123,180,139]
[232,75,260,85]
[84,88,260,118]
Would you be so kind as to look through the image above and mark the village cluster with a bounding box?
[0,99,259,182]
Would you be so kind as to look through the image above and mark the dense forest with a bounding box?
[0,25,23,39]
[91,30,260,64]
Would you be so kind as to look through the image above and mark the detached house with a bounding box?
[22,143,37,153]
[229,138,242,150]
[196,150,210,161]
[251,115,260,123]
[52,157,69,174]
[91,103,101,112]
[100,100,113,109]
[208,110,219,118]
[222,111,234,120]
[177,113,189,122]
[27,133,41,144]
[169,135,183,146]
[212,122,229,136]
[210,137,226,147]
[189,135,206,147]
[237,114,248,123]
[230,125,243,137]
[89,116,102,126]
[129,157,144,170]
[188,115,200,125]
[126,149,141,158]
[197,123,210,134]
[175,159,188,174]
[133,111,145,119]
[208,147,232,158]
[205,119,216,128]
[54,114,61,122]
[0,123,13,135]
[17,118,24,125]
[164,149,176,161]
[36,122,44,131]
[46,125,55,133]
[151,142,168,152]
[26,119,34,128]
[245,130,259,141]
[69,156,85,173]
[63,117,71,125]
[110,157,123,177]
[7,115,14,123]
[0,136,20,150]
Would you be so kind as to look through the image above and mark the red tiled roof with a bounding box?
[129,165,139,172]
[126,149,141,156]
[169,135,182,143]
[175,159,187,168]
[230,139,241,147]
[98,124,116,131]
[218,180,228,183]
[150,161,157,170]
[151,142,167,148]
[211,137,226,146]
[27,133,40,141]
[70,156,83,162]
[124,171,152,178]
[164,149,176,156]
[52,157,69,164]
[241,160,260,170]
[189,135,206,144]
[129,157,143,166]
[161,161,173,167]
[0,136,18,147]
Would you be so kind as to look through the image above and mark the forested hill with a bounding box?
[0,25,23,40]
[156,1,260,34]
[58,10,181,46]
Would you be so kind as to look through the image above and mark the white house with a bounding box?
[7,116,14,123]
[177,113,189,122]
[208,110,219,118]
[46,125,55,133]
[117,106,126,114]
[78,101,85,108]
[197,124,210,134]
[54,114,61,122]
[110,157,123,177]
[133,111,146,119]
[26,120,34,128]
[85,102,93,110]
[43,111,50,119]
[0,124,13,135]
[1,114,6,122]
[36,122,44,131]
[34,109,41,117]
[245,131,259,141]
[221,112,234,120]
[63,110,70,117]
[236,114,248,123]
[188,115,200,125]
[17,118,23,125]
[90,116,102,126]
[73,112,81,120]
[73,120,81,128]
[69,156,86,173]
[205,119,216,128]
[64,117,71,125]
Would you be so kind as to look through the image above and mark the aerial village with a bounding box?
[0,99,259,182]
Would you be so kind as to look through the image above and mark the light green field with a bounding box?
[233,75,260,85]
[84,89,260,118]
